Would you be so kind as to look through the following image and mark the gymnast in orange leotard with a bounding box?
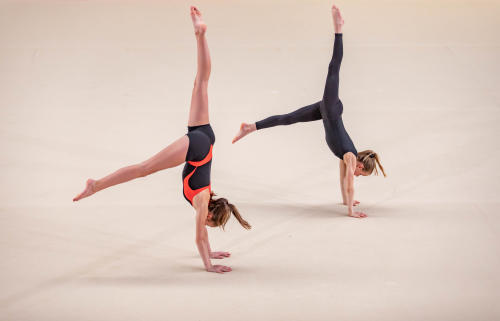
[73,6,250,274]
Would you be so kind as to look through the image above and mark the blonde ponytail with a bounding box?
[373,153,386,177]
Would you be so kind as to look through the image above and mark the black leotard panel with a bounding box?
[182,124,215,205]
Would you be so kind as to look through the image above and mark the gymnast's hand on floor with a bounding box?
[207,265,232,273]
[349,211,367,218]
[210,251,231,259]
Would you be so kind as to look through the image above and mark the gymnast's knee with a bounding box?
[193,78,209,89]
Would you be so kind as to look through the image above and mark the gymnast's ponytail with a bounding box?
[357,150,387,177]
[228,203,251,230]
[208,192,251,230]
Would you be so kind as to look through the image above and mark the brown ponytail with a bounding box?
[228,203,251,229]
[357,150,387,177]
[208,192,251,230]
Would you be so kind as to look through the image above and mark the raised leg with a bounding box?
[73,135,189,201]
[322,5,344,108]
[232,102,322,143]
[188,6,211,126]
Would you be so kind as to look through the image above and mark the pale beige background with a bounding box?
[1,0,499,320]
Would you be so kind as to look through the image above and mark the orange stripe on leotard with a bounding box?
[183,145,213,204]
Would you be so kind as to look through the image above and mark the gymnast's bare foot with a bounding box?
[190,6,207,36]
[73,179,96,201]
[232,122,257,144]
[331,4,344,33]
[343,200,360,206]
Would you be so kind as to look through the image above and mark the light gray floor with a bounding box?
[1,0,499,320]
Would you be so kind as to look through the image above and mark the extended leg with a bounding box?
[322,5,344,108]
[188,6,211,126]
[73,136,189,201]
[256,102,322,129]
[232,102,321,143]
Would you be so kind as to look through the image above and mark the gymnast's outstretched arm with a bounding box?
[343,153,366,218]
[339,159,360,207]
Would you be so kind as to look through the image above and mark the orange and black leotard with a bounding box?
[182,124,215,205]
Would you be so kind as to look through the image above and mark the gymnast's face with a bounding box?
[205,212,216,227]
[354,162,369,177]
